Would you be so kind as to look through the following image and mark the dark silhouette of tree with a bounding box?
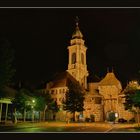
[34,96,46,112]
[0,39,16,98]
[63,80,85,122]
[50,100,59,121]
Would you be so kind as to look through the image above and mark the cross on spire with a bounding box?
[75,16,79,26]
[107,67,109,73]
[112,67,114,73]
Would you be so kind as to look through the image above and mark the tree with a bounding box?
[12,88,32,122]
[34,96,46,111]
[34,90,54,121]
[50,100,59,120]
[33,95,46,121]
[124,88,140,127]
[63,80,85,122]
[0,39,16,98]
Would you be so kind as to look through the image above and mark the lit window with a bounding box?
[59,89,61,93]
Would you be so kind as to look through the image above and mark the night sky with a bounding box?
[0,8,140,88]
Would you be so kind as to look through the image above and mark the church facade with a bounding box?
[45,20,135,122]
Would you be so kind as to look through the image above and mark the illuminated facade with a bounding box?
[45,20,136,122]
[67,20,89,89]
[84,72,134,122]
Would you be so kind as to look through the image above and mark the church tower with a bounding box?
[67,17,89,89]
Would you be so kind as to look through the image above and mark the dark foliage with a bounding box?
[63,80,85,121]
[12,88,33,113]
[0,39,16,97]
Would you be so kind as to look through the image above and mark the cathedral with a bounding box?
[44,19,134,122]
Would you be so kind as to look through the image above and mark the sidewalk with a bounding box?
[0,121,113,128]
[0,121,132,127]
[0,121,139,131]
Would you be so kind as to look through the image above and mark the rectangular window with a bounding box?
[87,108,91,110]
[95,97,102,104]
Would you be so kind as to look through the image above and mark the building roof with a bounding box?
[98,72,122,89]
[87,82,102,96]
[48,71,80,88]
[2,86,17,98]
[88,74,101,82]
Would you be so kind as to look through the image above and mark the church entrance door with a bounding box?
[106,111,116,122]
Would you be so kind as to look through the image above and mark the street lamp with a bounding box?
[31,99,36,122]
[32,99,35,103]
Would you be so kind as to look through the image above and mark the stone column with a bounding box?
[0,103,3,122]
[84,50,86,66]
[32,110,34,122]
[85,76,87,89]
[5,103,8,122]
[69,50,71,65]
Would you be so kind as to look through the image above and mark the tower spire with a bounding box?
[72,16,83,39]
[75,16,79,27]
[107,67,109,73]
[67,18,88,89]
[112,67,114,73]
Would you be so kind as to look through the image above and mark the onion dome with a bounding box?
[72,17,83,39]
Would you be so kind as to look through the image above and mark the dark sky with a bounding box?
[0,8,140,87]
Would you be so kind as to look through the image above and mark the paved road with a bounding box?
[108,124,139,132]
[0,126,111,132]
[0,122,139,132]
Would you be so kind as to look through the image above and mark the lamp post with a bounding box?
[0,103,3,123]
[31,99,35,122]
[5,103,8,122]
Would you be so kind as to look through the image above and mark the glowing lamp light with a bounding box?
[32,99,35,103]
[115,113,118,118]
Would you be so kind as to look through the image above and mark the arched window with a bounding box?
[72,53,76,64]
[59,89,61,93]
[81,53,84,64]
[51,90,54,94]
